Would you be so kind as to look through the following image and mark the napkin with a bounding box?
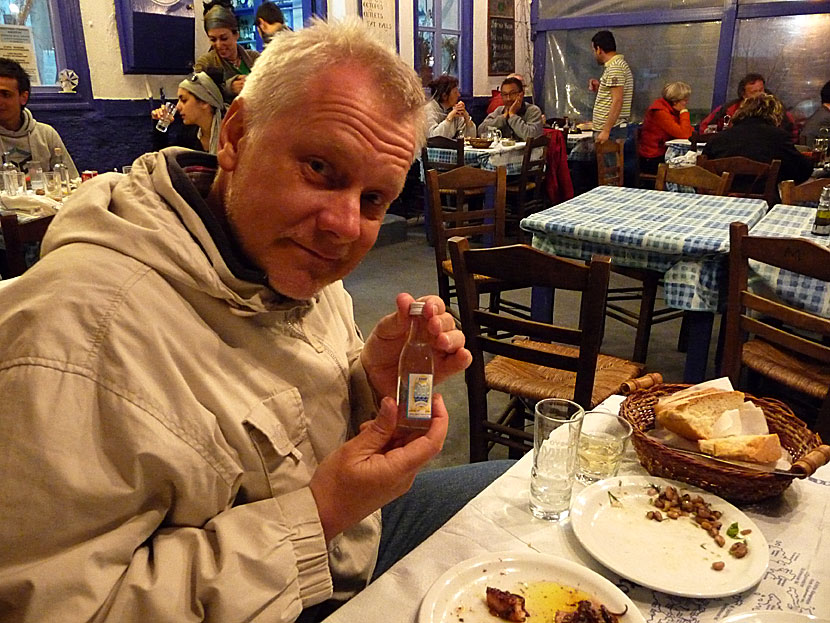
[0,194,60,218]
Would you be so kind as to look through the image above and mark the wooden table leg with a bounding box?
[683,311,714,383]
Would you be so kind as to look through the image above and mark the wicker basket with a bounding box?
[620,384,826,503]
[468,138,493,149]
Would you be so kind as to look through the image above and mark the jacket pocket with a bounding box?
[240,388,311,500]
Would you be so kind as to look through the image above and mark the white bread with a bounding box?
[655,390,746,440]
[698,434,783,464]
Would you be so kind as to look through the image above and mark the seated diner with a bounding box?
[638,81,693,175]
[478,76,544,141]
[425,74,476,139]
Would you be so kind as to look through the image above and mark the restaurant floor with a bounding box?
[343,223,722,470]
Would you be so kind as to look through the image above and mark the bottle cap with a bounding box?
[409,301,425,315]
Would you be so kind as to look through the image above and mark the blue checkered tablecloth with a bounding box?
[423,142,527,177]
[520,185,768,311]
[747,203,830,318]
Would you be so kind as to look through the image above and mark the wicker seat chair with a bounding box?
[449,236,645,461]
[698,155,781,207]
[722,222,830,440]
[506,134,549,243]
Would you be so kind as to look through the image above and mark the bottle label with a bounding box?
[406,373,433,420]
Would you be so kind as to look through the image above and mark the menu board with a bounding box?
[488,17,514,76]
[0,25,40,86]
[361,0,397,52]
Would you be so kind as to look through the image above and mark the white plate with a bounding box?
[570,476,769,598]
[418,551,645,623]
[724,613,828,623]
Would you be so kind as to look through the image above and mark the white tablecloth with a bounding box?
[324,395,830,623]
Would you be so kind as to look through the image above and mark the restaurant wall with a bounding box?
[33,0,532,171]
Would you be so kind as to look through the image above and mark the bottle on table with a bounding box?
[2,152,18,172]
[396,301,434,430]
[812,187,830,236]
[52,147,70,195]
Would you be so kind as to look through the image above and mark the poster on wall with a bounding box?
[360,0,397,52]
[488,0,514,19]
[0,25,40,85]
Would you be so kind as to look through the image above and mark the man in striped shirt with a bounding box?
[589,30,633,145]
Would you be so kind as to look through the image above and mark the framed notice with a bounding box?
[0,25,40,85]
[488,0,514,19]
[360,0,398,52]
[488,17,514,76]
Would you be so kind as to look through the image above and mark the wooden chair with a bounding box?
[506,134,549,243]
[421,136,465,173]
[655,163,733,195]
[426,166,529,319]
[698,156,781,207]
[634,127,657,189]
[448,236,645,461]
[596,139,624,186]
[722,222,830,440]
[0,212,55,278]
[779,178,830,205]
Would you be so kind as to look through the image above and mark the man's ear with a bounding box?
[216,97,245,172]
[19,90,29,107]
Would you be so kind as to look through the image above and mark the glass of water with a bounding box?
[155,102,177,133]
[576,412,633,484]
[530,398,584,521]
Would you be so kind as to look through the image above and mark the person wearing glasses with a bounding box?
[425,74,476,139]
[152,71,226,154]
[478,76,544,141]
[194,1,260,103]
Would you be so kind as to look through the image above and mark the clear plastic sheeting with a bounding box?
[538,0,720,20]
[542,23,720,123]
[728,14,830,122]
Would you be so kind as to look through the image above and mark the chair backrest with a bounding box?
[596,139,624,186]
[515,134,550,206]
[655,163,733,196]
[0,213,55,278]
[448,236,611,409]
[721,221,830,386]
[421,136,465,173]
[426,165,507,266]
[779,178,830,206]
[698,156,781,206]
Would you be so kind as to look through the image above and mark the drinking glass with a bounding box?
[155,102,176,132]
[530,398,584,521]
[3,170,24,196]
[44,171,63,200]
[28,160,44,192]
[576,412,633,484]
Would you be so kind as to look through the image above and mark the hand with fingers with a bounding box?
[309,395,449,541]
[360,293,472,402]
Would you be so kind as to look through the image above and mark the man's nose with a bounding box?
[317,190,362,241]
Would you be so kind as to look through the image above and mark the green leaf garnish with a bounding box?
[727,522,740,538]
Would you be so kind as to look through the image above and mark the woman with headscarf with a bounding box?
[425,75,477,139]
[193,0,260,103]
[151,71,226,154]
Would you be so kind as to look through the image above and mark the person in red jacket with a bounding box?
[638,81,693,175]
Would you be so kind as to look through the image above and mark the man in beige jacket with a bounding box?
[0,19,505,622]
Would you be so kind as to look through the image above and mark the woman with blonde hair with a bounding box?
[638,81,693,176]
[702,93,812,186]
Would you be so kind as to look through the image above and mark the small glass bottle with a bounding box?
[812,187,830,236]
[2,152,17,172]
[396,301,434,430]
[52,147,70,195]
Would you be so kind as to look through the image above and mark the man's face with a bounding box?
[219,65,416,300]
[592,44,603,65]
[0,76,27,131]
[500,83,523,106]
[743,80,765,99]
[257,19,284,37]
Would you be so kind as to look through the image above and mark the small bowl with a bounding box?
[468,138,493,149]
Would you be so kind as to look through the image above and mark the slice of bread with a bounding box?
[699,434,783,464]
[655,390,746,440]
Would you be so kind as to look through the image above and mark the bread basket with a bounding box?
[467,138,493,149]
[619,383,829,503]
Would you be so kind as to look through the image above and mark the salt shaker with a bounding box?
[812,186,830,236]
